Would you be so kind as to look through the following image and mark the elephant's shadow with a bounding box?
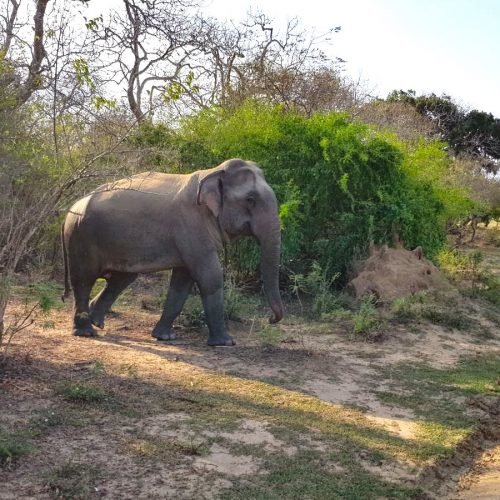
[93,323,245,368]
[93,322,317,385]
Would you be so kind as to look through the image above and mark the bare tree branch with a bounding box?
[1,0,21,55]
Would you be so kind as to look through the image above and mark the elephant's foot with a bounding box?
[72,324,98,337]
[73,312,98,337]
[207,335,235,347]
[89,308,105,329]
[152,324,177,341]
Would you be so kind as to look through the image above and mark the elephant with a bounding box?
[61,159,284,346]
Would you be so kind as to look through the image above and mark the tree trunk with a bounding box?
[15,0,50,108]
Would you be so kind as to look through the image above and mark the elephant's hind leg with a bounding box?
[72,279,98,337]
[152,267,193,341]
[89,272,138,329]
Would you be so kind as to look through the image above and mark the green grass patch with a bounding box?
[221,449,422,499]
[1,407,87,466]
[45,462,100,499]
[352,294,384,339]
[419,306,472,330]
[30,408,84,436]
[377,354,500,430]
[159,369,460,465]
[123,434,207,459]
[461,272,500,307]
[0,427,33,465]
[390,292,474,330]
[55,381,108,403]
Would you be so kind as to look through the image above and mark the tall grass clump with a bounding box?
[291,262,340,319]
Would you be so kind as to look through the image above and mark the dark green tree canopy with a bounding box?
[387,90,500,173]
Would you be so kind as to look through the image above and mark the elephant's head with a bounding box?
[197,159,284,324]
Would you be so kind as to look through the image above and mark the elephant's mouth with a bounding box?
[225,220,252,238]
[242,221,253,236]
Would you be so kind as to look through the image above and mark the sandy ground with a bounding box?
[1,227,499,498]
[458,445,500,499]
[1,297,498,498]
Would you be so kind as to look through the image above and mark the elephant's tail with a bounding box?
[61,221,71,302]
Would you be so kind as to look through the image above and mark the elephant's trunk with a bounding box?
[254,220,284,324]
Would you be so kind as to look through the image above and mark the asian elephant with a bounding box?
[61,159,284,346]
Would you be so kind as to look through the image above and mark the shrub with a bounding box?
[1,281,63,368]
[436,249,482,281]
[462,272,500,306]
[291,262,340,319]
[130,101,477,288]
[255,323,283,347]
[436,248,499,306]
[176,102,454,283]
[391,296,419,323]
[223,270,260,321]
[352,294,383,339]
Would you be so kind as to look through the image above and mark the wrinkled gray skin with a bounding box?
[62,159,284,346]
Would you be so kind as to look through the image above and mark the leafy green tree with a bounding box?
[167,101,452,283]
[387,90,499,173]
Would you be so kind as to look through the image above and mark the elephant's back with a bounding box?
[93,171,190,200]
[63,172,192,238]
[71,171,192,217]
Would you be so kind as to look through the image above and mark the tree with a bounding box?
[210,15,356,114]
[387,90,500,173]
[87,0,208,122]
[0,0,141,339]
[0,0,51,110]
[356,100,436,142]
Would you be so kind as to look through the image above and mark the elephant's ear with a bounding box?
[196,171,224,217]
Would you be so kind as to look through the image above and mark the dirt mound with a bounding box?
[347,243,452,303]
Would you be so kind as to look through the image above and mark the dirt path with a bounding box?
[458,445,500,499]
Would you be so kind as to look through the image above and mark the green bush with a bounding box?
[352,294,383,340]
[181,295,206,327]
[176,102,454,283]
[437,249,482,280]
[291,262,340,319]
[131,101,476,286]
[224,271,260,321]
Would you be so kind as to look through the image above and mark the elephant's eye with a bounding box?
[246,195,256,207]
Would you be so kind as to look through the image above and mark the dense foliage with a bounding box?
[132,102,471,283]
[387,90,500,173]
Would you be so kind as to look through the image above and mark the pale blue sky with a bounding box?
[206,0,500,116]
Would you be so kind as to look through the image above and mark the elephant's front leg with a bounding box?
[194,259,234,347]
[152,267,193,341]
[201,287,235,346]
